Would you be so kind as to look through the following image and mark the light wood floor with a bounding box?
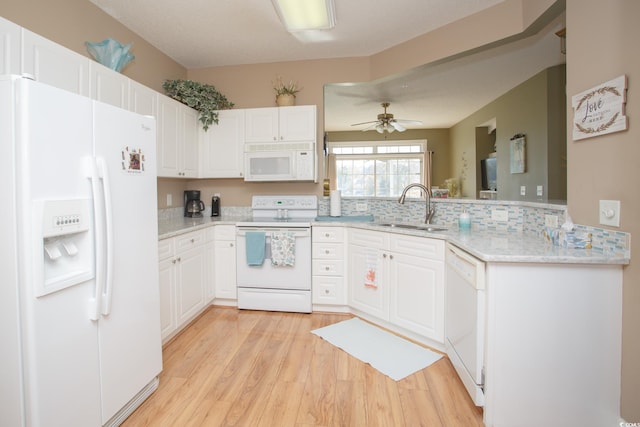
[122,307,484,427]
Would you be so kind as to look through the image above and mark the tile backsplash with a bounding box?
[158,197,630,256]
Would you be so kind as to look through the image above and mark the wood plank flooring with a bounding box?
[122,307,484,427]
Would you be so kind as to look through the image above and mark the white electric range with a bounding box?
[235,195,318,313]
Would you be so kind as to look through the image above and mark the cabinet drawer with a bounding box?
[175,230,204,252]
[390,235,445,259]
[215,225,236,241]
[313,226,344,243]
[312,276,345,305]
[313,259,344,276]
[313,242,344,260]
[158,239,174,261]
[349,229,388,249]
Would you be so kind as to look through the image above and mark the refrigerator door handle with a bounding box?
[85,157,104,321]
[97,157,115,316]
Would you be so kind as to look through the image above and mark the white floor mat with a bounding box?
[311,317,442,381]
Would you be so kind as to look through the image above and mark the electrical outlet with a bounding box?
[599,200,621,227]
[356,202,368,212]
[537,185,544,197]
[166,194,172,206]
[545,214,558,228]
[492,209,509,222]
[520,186,526,196]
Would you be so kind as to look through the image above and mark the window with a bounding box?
[329,140,428,198]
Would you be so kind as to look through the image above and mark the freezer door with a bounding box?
[92,100,162,423]
[14,78,102,426]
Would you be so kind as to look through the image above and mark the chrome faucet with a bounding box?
[398,183,435,224]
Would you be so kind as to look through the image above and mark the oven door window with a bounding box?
[247,153,294,180]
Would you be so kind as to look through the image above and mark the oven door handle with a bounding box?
[236,227,311,238]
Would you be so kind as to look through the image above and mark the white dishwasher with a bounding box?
[445,243,486,406]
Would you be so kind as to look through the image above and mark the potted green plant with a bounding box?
[163,79,234,131]
[273,75,301,106]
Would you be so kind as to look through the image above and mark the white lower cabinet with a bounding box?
[213,225,237,304]
[348,228,445,343]
[158,230,206,343]
[312,226,346,308]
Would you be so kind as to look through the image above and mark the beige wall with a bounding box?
[449,65,566,201]
[0,0,186,91]
[567,0,639,420]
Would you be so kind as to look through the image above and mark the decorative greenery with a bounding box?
[272,75,301,96]
[163,79,234,131]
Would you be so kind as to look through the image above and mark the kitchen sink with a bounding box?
[377,223,448,232]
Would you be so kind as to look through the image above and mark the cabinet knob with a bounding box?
[325,289,330,294]
[172,259,177,264]
[325,249,330,254]
[325,233,330,237]
[191,238,195,243]
[389,254,394,260]
[230,243,234,247]
[177,257,181,262]
[325,266,330,271]
[383,253,387,258]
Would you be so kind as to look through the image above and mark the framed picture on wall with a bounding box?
[510,135,525,174]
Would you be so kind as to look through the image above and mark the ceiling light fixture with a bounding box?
[272,0,336,32]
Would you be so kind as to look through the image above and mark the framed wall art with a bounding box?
[572,75,628,141]
[510,134,526,174]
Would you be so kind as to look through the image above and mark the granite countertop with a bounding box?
[158,216,629,265]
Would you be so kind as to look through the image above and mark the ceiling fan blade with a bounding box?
[351,120,379,126]
[395,119,423,125]
[361,122,380,132]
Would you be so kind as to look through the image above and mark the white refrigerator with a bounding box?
[0,75,162,426]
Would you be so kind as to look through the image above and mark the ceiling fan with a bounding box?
[351,102,422,133]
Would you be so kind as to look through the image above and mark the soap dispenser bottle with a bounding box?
[459,209,471,230]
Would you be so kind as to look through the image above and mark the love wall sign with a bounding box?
[572,75,628,141]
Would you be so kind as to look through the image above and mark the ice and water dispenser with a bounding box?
[38,198,94,297]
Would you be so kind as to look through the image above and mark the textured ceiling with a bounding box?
[88,0,565,130]
[88,0,505,68]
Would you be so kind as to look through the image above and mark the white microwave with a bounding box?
[244,142,316,182]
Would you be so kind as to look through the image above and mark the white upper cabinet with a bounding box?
[157,94,199,178]
[22,29,90,96]
[200,109,245,178]
[129,80,158,118]
[244,105,316,143]
[89,61,129,110]
[0,16,21,75]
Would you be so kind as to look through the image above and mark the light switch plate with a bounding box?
[520,186,526,196]
[537,185,543,197]
[599,200,620,227]
[166,194,172,206]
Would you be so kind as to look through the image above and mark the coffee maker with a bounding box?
[184,190,205,218]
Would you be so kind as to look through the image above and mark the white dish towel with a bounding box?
[270,231,295,267]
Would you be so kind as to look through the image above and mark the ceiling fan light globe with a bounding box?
[375,124,384,133]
